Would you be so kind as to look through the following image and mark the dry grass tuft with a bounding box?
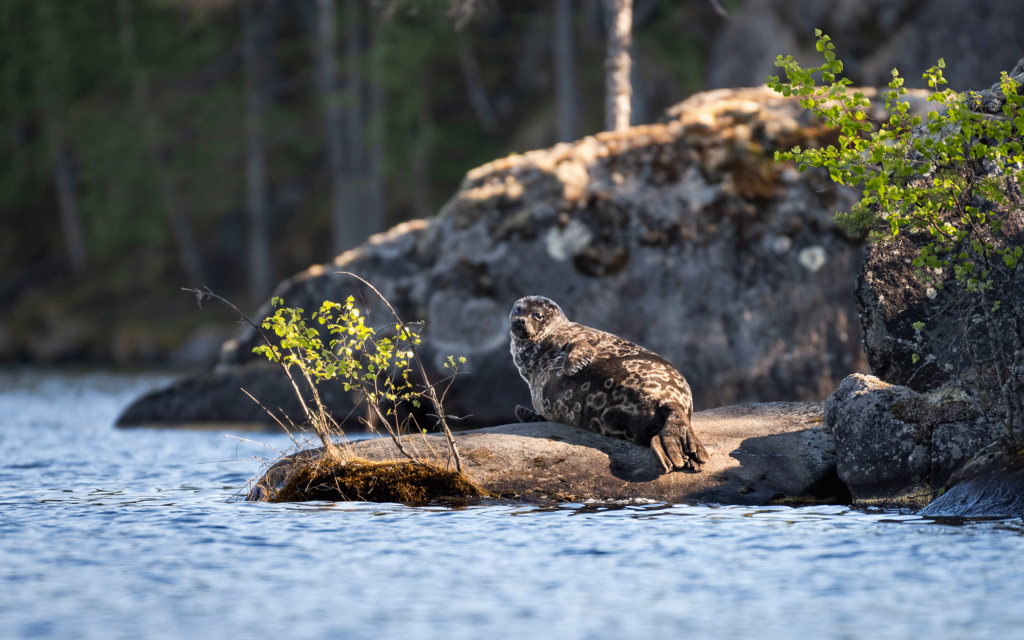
[264,456,489,504]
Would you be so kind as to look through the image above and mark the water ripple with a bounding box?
[2,370,1024,640]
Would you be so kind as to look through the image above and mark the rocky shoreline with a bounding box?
[126,64,1024,516]
[247,383,1023,517]
[250,402,844,505]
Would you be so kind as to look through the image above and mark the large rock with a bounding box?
[120,87,930,428]
[855,210,1024,394]
[252,402,845,505]
[826,373,1004,507]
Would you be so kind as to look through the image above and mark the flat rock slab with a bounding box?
[257,401,842,505]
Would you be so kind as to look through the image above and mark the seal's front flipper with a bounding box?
[651,412,709,473]
[516,405,545,423]
[559,336,597,377]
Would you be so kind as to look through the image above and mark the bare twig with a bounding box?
[222,434,285,454]
[182,287,317,430]
[336,271,464,473]
[706,0,729,19]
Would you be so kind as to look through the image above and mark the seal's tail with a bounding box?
[515,405,546,423]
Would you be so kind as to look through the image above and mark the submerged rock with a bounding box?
[919,446,1024,518]
[122,86,935,428]
[251,401,846,505]
[826,373,1004,508]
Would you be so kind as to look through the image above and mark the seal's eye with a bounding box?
[532,312,542,320]
[512,306,522,315]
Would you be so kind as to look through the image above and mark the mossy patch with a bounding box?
[852,483,934,510]
[265,457,489,504]
[766,494,839,507]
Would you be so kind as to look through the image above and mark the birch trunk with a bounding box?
[603,0,632,133]
[118,0,208,287]
[554,0,578,142]
[243,0,273,303]
[629,39,646,126]
[50,133,87,274]
[36,0,87,274]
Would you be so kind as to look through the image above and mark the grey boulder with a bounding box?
[826,373,1004,507]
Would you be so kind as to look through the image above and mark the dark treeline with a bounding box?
[0,0,727,365]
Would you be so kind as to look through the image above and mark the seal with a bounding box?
[509,295,709,473]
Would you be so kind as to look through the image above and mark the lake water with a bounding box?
[2,370,1023,640]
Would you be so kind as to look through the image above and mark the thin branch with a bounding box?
[182,287,317,432]
[336,272,464,473]
[705,0,729,19]
[222,434,285,454]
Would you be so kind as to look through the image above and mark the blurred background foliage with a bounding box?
[5,0,1019,368]
[0,0,727,366]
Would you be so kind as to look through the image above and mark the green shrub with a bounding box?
[768,31,1024,440]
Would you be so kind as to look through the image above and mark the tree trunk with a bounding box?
[118,0,208,287]
[344,0,368,245]
[314,0,354,257]
[411,72,433,220]
[456,32,498,133]
[243,0,273,303]
[35,0,87,274]
[50,135,87,274]
[583,0,603,46]
[629,39,646,126]
[554,0,578,142]
[366,5,384,237]
[603,0,632,133]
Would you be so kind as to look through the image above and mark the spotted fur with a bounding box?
[509,296,709,473]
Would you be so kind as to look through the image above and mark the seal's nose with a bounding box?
[510,317,527,336]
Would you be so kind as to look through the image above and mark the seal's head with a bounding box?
[510,296,568,341]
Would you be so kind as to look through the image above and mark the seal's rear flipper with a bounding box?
[516,405,546,423]
[652,412,709,473]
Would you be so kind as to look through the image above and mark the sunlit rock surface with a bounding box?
[121,87,931,427]
[252,402,845,506]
